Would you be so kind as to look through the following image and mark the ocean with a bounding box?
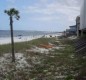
[0,30,49,38]
[0,30,62,44]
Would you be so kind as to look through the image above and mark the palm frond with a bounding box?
[4,8,20,20]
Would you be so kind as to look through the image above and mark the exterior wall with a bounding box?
[80,0,86,30]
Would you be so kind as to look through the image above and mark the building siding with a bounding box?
[80,0,86,30]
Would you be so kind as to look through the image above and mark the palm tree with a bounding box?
[4,8,20,62]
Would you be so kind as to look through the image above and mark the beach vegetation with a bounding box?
[0,37,86,79]
[0,38,55,54]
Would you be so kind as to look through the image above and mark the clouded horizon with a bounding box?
[0,0,82,31]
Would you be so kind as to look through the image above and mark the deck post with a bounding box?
[81,30,84,37]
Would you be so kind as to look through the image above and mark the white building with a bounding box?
[80,0,86,36]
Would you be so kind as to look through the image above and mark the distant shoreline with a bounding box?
[0,34,61,45]
[0,35,42,45]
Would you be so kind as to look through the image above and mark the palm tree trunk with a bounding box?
[10,16,15,62]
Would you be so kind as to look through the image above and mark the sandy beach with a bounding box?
[0,35,42,45]
[0,34,61,45]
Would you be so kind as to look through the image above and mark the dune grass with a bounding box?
[0,38,56,54]
[0,37,85,79]
[26,38,77,80]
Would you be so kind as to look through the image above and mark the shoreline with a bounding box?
[0,35,42,45]
[0,34,61,45]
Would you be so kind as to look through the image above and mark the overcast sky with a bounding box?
[0,0,82,31]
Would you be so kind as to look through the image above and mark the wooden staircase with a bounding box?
[75,38,86,54]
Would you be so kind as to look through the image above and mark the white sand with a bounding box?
[0,53,31,68]
[0,34,62,45]
[0,35,42,45]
